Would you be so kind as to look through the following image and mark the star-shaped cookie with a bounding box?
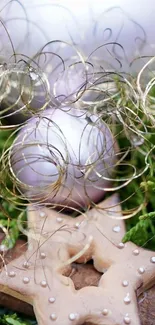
[0,194,154,325]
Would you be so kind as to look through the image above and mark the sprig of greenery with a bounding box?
[0,129,22,250]
[140,211,155,220]
[0,311,36,325]
[122,218,155,248]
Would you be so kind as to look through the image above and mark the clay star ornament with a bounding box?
[0,194,155,325]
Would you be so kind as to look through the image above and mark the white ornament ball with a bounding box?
[10,108,117,208]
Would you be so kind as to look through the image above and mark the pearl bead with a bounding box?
[124,293,131,304]
[49,297,55,303]
[23,261,30,268]
[69,313,77,320]
[50,313,57,320]
[138,267,145,274]
[23,277,30,284]
[122,280,129,287]
[124,315,131,324]
[112,225,121,233]
[118,242,125,249]
[102,309,108,316]
[40,280,47,287]
[75,222,80,229]
[40,252,46,259]
[56,217,63,223]
[39,211,46,218]
[150,256,155,263]
[8,271,16,277]
[133,249,139,256]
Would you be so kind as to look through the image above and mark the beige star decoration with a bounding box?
[0,194,154,325]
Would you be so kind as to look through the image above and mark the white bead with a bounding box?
[122,280,129,287]
[69,313,76,320]
[75,222,80,229]
[8,271,16,277]
[118,242,125,249]
[124,293,131,304]
[102,309,108,316]
[133,249,140,256]
[150,256,155,263]
[40,252,46,259]
[23,261,30,268]
[50,313,57,320]
[39,211,46,218]
[40,280,47,287]
[56,217,63,223]
[112,225,121,233]
[49,297,55,303]
[138,267,145,274]
[23,277,30,284]
[124,315,131,324]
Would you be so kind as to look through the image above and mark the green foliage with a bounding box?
[122,218,155,248]
[140,211,155,220]
[0,129,26,250]
[116,126,155,250]
[0,309,36,325]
